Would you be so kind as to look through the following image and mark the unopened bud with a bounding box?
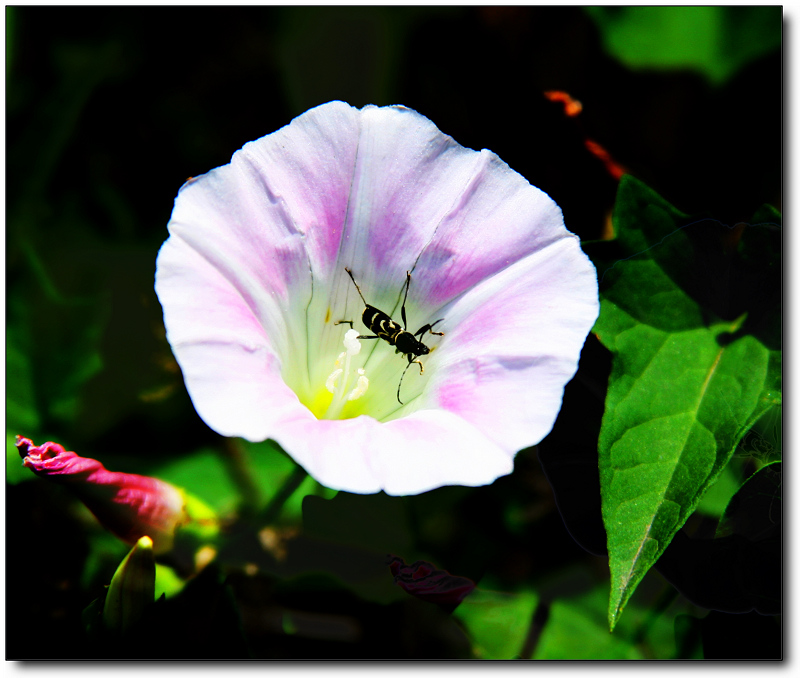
[103,536,156,636]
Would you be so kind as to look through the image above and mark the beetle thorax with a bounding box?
[395,332,429,356]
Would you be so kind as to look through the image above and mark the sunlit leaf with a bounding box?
[453,588,538,659]
[515,569,682,659]
[586,175,781,629]
[153,448,239,515]
[155,563,187,599]
[533,598,643,659]
[244,440,337,522]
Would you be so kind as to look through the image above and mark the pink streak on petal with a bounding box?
[156,236,275,351]
[412,154,569,308]
[236,101,360,280]
[161,162,312,351]
[333,106,490,303]
[333,105,576,331]
[156,102,370,420]
[426,237,599,453]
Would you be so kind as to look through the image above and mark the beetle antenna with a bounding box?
[397,362,411,405]
[397,357,424,405]
[344,267,368,306]
[400,271,411,329]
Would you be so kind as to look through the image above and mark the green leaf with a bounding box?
[524,566,682,659]
[453,588,538,659]
[587,175,781,629]
[6,256,108,432]
[585,6,782,85]
[6,319,44,484]
[245,440,336,522]
[674,614,704,659]
[6,323,41,433]
[154,563,187,599]
[533,597,643,660]
[534,601,641,659]
[7,433,31,485]
[153,448,239,515]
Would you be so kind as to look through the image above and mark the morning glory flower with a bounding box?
[155,101,598,496]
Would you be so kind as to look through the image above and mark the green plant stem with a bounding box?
[258,464,308,527]
[220,438,262,518]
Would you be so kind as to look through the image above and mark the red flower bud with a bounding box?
[16,436,186,554]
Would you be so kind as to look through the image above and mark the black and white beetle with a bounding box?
[335,267,444,404]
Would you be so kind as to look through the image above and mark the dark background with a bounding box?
[6,6,781,660]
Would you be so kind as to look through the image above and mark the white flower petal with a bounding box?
[271,409,514,495]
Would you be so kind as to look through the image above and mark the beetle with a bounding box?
[335,267,444,404]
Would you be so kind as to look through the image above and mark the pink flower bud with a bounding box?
[387,555,476,607]
[16,436,186,554]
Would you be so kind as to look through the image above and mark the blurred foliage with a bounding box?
[6,6,780,660]
[586,6,782,85]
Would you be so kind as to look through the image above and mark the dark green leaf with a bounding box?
[695,461,740,518]
[302,491,413,556]
[716,461,782,541]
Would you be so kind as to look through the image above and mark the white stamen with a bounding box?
[325,368,343,394]
[347,369,369,401]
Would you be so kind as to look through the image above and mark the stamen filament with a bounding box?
[323,330,369,419]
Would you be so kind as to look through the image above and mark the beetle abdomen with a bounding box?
[363,306,402,344]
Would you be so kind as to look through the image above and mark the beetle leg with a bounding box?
[413,318,445,338]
